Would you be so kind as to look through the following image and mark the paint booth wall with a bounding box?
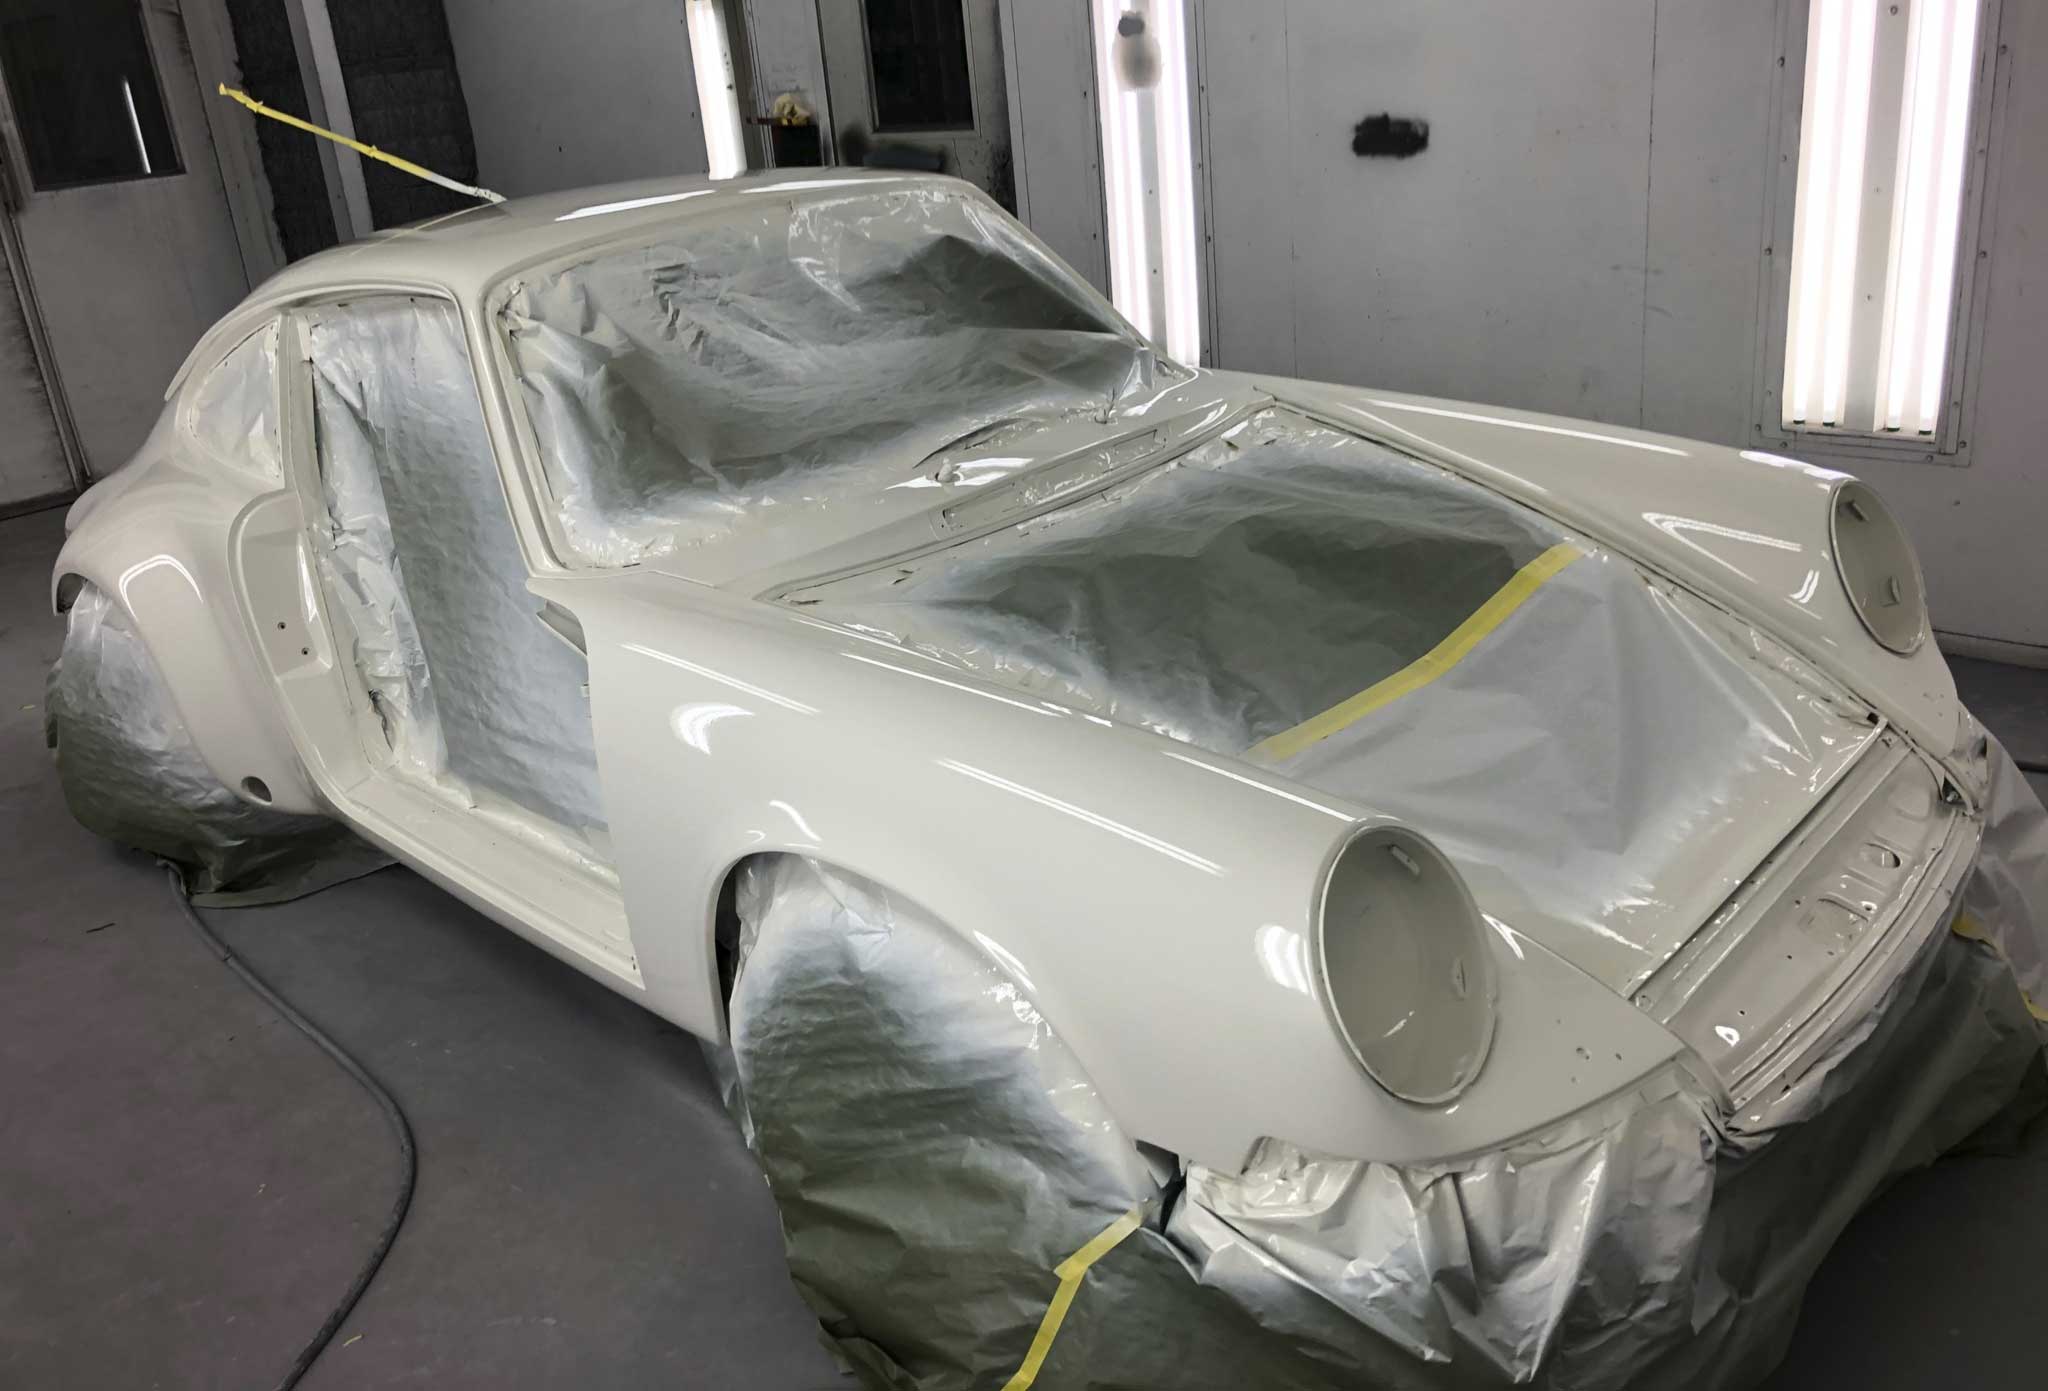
[1006,0,2047,654]
[440,0,709,198]
[1197,0,2048,653]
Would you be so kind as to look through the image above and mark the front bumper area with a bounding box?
[708,743,2048,1391]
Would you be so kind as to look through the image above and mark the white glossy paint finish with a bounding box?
[55,412,317,816]
[550,570,1683,1168]
[50,171,1984,1172]
[1175,0,2045,652]
[1261,375,1963,759]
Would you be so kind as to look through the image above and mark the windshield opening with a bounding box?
[499,185,1163,566]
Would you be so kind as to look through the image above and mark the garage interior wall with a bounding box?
[1006,0,2045,657]
[440,0,710,199]
[738,0,832,153]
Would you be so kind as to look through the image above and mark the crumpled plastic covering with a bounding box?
[792,408,1882,992]
[45,584,385,906]
[308,297,612,870]
[1960,735,2048,1022]
[500,184,1163,566]
[710,768,2048,1389]
[186,322,283,482]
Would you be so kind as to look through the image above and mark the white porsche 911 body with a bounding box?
[45,173,2047,1386]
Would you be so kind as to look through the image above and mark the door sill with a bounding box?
[334,771,643,991]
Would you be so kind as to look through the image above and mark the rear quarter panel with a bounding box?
[52,409,318,814]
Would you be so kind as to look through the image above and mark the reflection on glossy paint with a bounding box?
[750,177,889,195]
[625,642,817,714]
[117,553,201,608]
[670,701,751,753]
[1484,914,1527,961]
[1738,449,1839,479]
[557,189,719,221]
[1642,513,1803,553]
[973,931,1039,994]
[1638,512,1798,585]
[886,458,1029,490]
[1715,1024,1742,1047]
[1792,568,1822,604]
[1253,923,1315,995]
[937,758,1223,875]
[1161,750,1354,822]
[841,651,1060,717]
[1364,399,1691,457]
[768,798,821,844]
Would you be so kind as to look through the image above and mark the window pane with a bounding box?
[0,0,180,189]
[863,0,974,130]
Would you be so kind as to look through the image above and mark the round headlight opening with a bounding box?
[1315,826,1496,1105]
[1830,480,1927,655]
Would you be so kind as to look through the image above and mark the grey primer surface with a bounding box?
[310,296,608,856]
[4,499,2048,1386]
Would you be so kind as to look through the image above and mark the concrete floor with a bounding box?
[2,501,2044,1389]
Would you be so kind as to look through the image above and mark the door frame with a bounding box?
[258,291,641,986]
[0,126,87,496]
[0,0,253,490]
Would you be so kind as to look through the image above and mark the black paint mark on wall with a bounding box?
[1352,114,1429,159]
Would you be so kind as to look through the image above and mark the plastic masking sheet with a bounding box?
[500,184,1164,567]
[710,775,2048,1390]
[307,296,613,876]
[45,584,384,905]
[790,408,1883,995]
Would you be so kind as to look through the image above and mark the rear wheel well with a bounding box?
[53,571,85,614]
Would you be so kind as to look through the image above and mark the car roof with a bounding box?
[261,166,963,299]
[172,167,973,396]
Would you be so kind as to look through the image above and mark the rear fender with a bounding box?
[51,428,320,815]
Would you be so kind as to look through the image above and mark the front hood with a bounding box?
[782,403,1884,993]
[1255,375,1961,760]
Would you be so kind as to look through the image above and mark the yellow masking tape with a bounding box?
[217,86,504,204]
[1246,541,1587,764]
[1951,912,2048,1022]
[1000,1206,1145,1391]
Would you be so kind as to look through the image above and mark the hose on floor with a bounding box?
[167,866,416,1391]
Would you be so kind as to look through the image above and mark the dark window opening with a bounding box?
[863,0,973,131]
[0,0,180,189]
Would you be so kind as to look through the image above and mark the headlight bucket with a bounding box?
[1829,480,1928,656]
[1315,825,1497,1105]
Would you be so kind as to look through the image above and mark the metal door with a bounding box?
[815,0,1014,207]
[0,0,250,484]
[0,198,71,510]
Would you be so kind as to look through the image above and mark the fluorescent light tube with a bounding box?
[1913,0,1979,431]
[1092,2,1201,363]
[1819,0,1878,425]
[686,0,746,181]
[1790,0,1981,439]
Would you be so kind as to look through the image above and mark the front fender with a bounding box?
[1253,374,1962,760]
[553,572,1685,1171]
[52,425,318,815]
